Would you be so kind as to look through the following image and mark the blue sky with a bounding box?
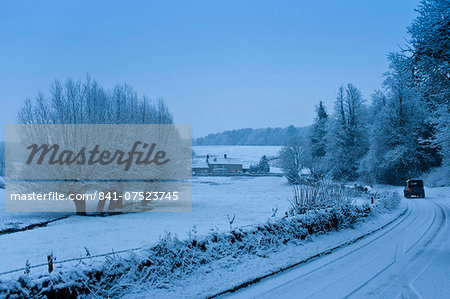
[0,0,419,139]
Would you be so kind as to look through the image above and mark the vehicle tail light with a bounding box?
[407,188,411,191]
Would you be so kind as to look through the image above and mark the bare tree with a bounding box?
[17,76,174,214]
[327,84,368,181]
[280,135,306,185]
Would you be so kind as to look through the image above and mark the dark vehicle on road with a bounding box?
[404,179,425,198]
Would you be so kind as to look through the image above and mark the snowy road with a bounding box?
[227,194,450,298]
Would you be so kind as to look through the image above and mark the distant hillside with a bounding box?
[194,126,310,146]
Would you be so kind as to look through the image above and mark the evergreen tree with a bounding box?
[310,101,328,159]
[257,155,270,173]
[285,125,298,144]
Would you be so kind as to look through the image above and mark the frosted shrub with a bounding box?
[374,192,401,211]
[288,183,354,215]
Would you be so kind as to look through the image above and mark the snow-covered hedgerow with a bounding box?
[372,191,401,212]
[0,192,397,298]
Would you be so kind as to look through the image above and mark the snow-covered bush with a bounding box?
[288,183,354,215]
[373,191,401,212]
[279,129,310,184]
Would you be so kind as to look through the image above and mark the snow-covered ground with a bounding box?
[1,179,445,298]
[0,175,295,276]
[2,145,441,297]
[0,145,288,276]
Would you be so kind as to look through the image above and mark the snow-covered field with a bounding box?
[0,146,282,230]
[0,174,294,276]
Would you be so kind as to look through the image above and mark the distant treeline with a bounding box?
[194,126,310,146]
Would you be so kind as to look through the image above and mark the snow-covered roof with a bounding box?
[208,156,242,165]
[192,159,209,168]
